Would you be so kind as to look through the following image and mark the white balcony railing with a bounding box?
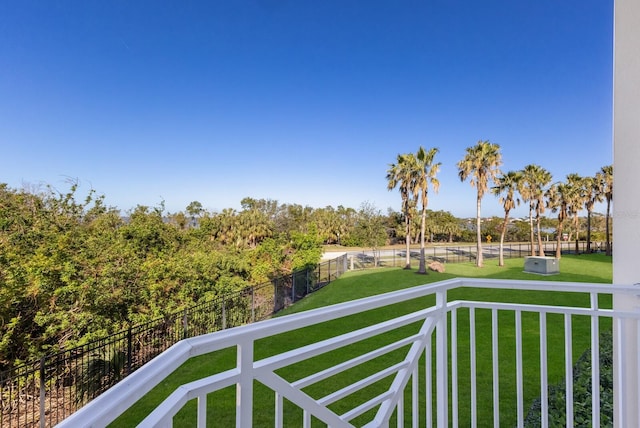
[59,278,640,427]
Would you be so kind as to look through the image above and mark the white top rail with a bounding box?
[59,278,637,427]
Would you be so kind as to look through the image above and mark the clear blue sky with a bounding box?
[0,1,613,218]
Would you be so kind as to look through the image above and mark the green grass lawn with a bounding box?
[111,254,612,427]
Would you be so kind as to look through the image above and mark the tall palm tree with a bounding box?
[566,173,587,254]
[387,154,418,269]
[414,147,441,274]
[520,164,552,256]
[583,175,604,253]
[546,182,572,259]
[457,140,502,268]
[491,170,522,266]
[599,165,613,256]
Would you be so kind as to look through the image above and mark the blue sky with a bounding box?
[0,1,613,218]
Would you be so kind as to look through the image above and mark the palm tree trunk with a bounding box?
[418,208,427,274]
[476,194,483,267]
[528,207,535,256]
[499,211,508,267]
[536,214,544,256]
[404,216,411,269]
[605,199,612,256]
[586,210,592,253]
[574,215,580,255]
[555,220,563,259]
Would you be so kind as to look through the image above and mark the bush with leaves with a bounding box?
[524,330,613,427]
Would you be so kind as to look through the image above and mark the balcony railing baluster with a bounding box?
[56,278,639,428]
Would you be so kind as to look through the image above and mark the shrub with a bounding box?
[524,330,613,427]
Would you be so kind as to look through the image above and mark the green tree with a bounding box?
[289,224,323,271]
[427,210,461,242]
[566,174,587,254]
[520,164,553,257]
[387,154,418,269]
[352,202,387,267]
[457,140,502,267]
[546,182,572,259]
[598,165,613,256]
[237,209,273,248]
[185,200,204,227]
[414,147,441,274]
[583,175,603,253]
[491,170,522,266]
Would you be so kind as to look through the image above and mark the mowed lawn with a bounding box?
[112,254,612,427]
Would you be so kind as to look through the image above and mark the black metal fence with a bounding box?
[0,254,348,428]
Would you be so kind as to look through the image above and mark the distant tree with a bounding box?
[566,174,587,254]
[168,211,189,230]
[583,175,604,253]
[546,182,572,259]
[240,197,279,219]
[384,208,404,244]
[413,147,441,274]
[352,202,387,267]
[277,204,314,234]
[387,154,418,269]
[491,170,522,266]
[457,140,502,267]
[427,210,461,242]
[186,201,204,227]
[598,165,613,256]
[520,164,552,256]
[310,205,355,245]
[237,209,273,248]
[289,224,323,271]
[482,217,504,243]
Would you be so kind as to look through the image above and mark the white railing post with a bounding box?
[237,339,254,428]
[613,0,640,426]
[591,293,601,428]
[435,290,448,427]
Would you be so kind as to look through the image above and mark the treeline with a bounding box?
[0,180,611,368]
[386,142,613,267]
[0,185,329,368]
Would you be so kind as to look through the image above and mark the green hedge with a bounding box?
[524,330,613,427]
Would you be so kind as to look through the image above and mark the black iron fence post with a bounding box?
[39,356,45,428]
[222,301,226,330]
[251,287,255,323]
[126,327,132,375]
[182,310,188,340]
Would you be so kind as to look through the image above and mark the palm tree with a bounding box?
[414,147,441,274]
[491,170,522,266]
[238,209,273,248]
[599,165,613,256]
[546,182,572,259]
[520,164,552,256]
[583,175,604,253]
[457,140,502,267]
[387,154,418,269]
[566,173,587,254]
